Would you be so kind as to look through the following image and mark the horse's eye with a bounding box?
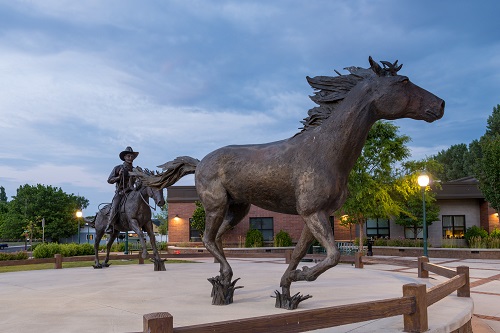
[401,77,409,84]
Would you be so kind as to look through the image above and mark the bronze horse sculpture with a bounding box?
[135,57,445,309]
[91,178,166,270]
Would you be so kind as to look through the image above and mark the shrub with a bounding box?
[33,243,61,258]
[274,230,292,247]
[465,226,488,245]
[0,251,29,261]
[489,228,500,239]
[469,236,486,248]
[32,243,95,258]
[245,229,264,248]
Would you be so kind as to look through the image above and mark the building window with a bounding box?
[366,218,390,238]
[188,218,202,242]
[442,215,465,239]
[249,217,274,242]
[404,227,423,239]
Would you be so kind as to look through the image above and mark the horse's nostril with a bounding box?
[441,100,445,111]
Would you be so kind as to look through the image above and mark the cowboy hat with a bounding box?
[119,146,139,161]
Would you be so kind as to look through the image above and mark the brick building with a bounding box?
[166,177,499,247]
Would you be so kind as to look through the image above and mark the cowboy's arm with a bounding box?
[107,165,122,184]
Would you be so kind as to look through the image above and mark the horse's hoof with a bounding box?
[93,264,102,269]
[208,276,243,305]
[103,263,111,267]
[272,290,312,310]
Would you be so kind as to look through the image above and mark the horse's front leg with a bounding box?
[144,221,166,271]
[275,225,315,309]
[129,219,148,259]
[278,212,340,310]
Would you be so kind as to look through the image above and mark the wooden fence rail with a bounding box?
[142,255,470,333]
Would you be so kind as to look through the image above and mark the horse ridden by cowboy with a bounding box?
[105,146,139,234]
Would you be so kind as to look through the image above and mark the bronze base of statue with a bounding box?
[208,276,243,305]
[152,258,166,271]
[273,290,312,310]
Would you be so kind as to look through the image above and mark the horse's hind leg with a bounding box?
[104,231,119,267]
[215,202,250,259]
[93,220,105,268]
[201,191,244,305]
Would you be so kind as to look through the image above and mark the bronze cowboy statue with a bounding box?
[91,146,166,270]
[105,146,139,234]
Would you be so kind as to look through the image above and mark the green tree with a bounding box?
[473,105,500,213]
[0,186,8,215]
[153,203,168,239]
[433,144,471,181]
[190,201,206,238]
[485,104,500,136]
[0,186,7,202]
[336,121,416,250]
[475,135,500,213]
[0,184,88,242]
[393,159,441,239]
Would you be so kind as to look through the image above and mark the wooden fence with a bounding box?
[0,251,470,332]
[141,255,470,333]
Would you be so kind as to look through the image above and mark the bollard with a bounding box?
[143,312,173,333]
[285,249,292,264]
[54,254,62,269]
[354,252,363,268]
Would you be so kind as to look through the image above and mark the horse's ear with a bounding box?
[369,56,383,76]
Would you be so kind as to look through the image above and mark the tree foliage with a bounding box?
[336,121,419,249]
[433,144,471,181]
[0,184,88,242]
[393,160,441,238]
[153,203,168,236]
[190,201,206,237]
[475,135,500,212]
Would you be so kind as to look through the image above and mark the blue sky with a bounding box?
[1,1,499,215]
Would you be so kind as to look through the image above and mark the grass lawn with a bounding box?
[0,259,196,273]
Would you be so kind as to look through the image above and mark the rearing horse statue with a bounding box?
[135,57,445,309]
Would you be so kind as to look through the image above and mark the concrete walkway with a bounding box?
[0,256,498,332]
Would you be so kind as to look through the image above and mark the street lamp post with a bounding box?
[76,210,83,244]
[418,173,430,257]
[86,223,90,244]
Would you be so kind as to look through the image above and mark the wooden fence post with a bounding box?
[457,266,470,297]
[54,254,62,269]
[138,253,144,265]
[285,249,292,264]
[143,312,173,333]
[354,252,363,268]
[418,256,429,278]
[403,283,428,333]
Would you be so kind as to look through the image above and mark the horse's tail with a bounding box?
[90,203,111,228]
[132,156,200,189]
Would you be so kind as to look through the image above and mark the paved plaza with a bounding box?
[0,256,498,332]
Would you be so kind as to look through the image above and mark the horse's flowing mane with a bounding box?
[297,59,402,134]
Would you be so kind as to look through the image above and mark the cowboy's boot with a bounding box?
[105,215,115,234]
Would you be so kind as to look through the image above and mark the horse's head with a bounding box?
[133,168,166,207]
[148,186,165,207]
[365,56,445,122]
